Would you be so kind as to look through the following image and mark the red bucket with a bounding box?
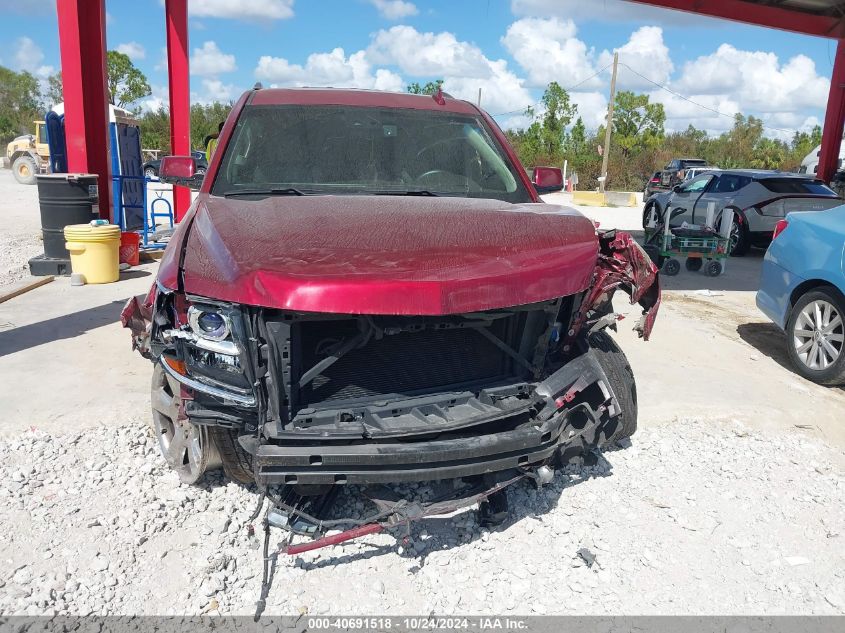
[119,231,140,267]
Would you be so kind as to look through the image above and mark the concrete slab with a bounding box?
[0,264,156,436]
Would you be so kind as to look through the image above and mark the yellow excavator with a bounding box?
[5,120,49,185]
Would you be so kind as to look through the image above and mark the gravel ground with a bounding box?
[0,170,42,288]
[1,417,843,616]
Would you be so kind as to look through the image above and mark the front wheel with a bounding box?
[150,364,221,484]
[786,287,845,385]
[589,330,637,444]
[12,156,37,185]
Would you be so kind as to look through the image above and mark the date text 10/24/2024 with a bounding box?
[307,617,530,631]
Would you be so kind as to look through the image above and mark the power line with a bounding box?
[616,61,797,136]
[490,63,613,118]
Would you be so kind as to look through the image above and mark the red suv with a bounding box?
[123,88,659,517]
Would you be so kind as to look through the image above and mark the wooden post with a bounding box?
[599,52,618,194]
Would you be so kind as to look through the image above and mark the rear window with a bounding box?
[712,174,751,193]
[681,160,706,167]
[760,178,836,195]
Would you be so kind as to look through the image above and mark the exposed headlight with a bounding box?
[188,306,230,341]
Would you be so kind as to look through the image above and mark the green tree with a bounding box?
[750,137,788,169]
[406,80,443,95]
[0,66,42,143]
[569,117,587,155]
[608,90,665,157]
[44,72,63,108]
[107,50,151,110]
[137,107,171,154]
[530,81,577,160]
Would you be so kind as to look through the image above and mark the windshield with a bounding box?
[211,104,532,202]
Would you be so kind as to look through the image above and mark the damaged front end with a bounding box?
[122,228,659,548]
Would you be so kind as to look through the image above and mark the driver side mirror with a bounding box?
[531,166,564,194]
[160,155,204,190]
[672,184,683,193]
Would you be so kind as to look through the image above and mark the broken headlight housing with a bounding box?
[182,302,250,391]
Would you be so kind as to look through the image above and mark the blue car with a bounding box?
[757,205,845,384]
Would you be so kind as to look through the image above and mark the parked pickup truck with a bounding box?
[122,87,660,534]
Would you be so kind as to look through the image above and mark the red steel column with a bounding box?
[166,0,191,220]
[818,40,845,183]
[56,0,112,221]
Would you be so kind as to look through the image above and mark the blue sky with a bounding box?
[0,0,836,140]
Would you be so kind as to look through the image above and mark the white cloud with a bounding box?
[367,25,533,114]
[368,0,418,20]
[368,26,492,77]
[190,41,237,76]
[189,0,294,21]
[141,84,168,113]
[12,37,44,73]
[255,48,403,92]
[116,41,146,61]
[598,26,673,90]
[193,79,240,105]
[510,0,718,26]
[502,18,599,89]
[672,45,828,114]
[570,91,609,130]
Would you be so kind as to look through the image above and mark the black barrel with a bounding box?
[36,173,99,259]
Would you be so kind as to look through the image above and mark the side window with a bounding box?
[713,175,751,193]
[680,175,712,193]
[37,125,47,144]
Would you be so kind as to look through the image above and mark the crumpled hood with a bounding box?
[179,194,599,315]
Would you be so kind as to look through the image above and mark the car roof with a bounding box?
[715,169,819,180]
[249,87,481,115]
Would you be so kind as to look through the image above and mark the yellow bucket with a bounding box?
[64,223,122,284]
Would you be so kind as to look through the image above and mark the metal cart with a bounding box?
[644,203,733,277]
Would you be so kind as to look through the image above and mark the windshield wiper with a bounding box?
[372,190,438,197]
[222,188,307,198]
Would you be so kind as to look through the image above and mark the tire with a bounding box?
[144,167,157,178]
[211,427,255,484]
[685,257,703,272]
[150,364,221,484]
[12,156,37,185]
[662,258,681,276]
[729,212,750,256]
[785,287,845,385]
[589,330,637,444]
[704,260,723,277]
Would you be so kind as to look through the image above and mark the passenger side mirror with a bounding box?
[531,166,564,194]
[160,155,203,190]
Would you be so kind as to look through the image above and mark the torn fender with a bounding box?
[120,285,156,358]
[570,230,661,342]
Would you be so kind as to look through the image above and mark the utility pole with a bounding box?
[599,52,618,194]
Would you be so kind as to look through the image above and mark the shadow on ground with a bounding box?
[0,298,128,357]
[737,322,845,393]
